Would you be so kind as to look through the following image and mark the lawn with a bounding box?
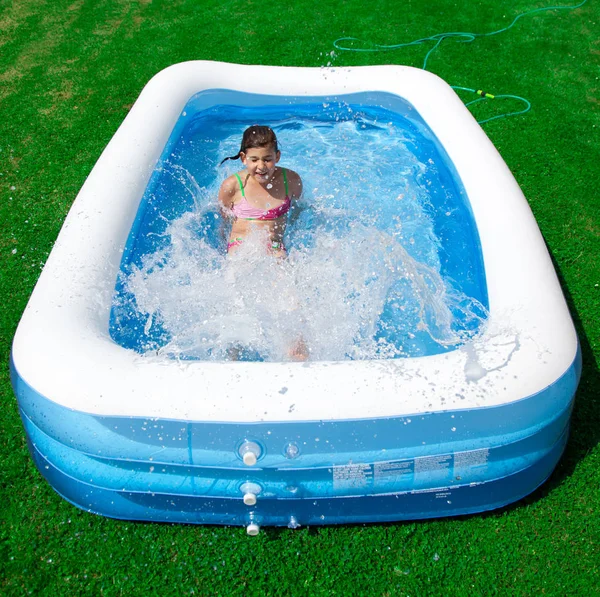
[1,0,599,595]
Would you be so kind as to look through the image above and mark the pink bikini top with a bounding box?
[231,168,291,221]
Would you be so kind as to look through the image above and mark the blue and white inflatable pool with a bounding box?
[10,62,580,534]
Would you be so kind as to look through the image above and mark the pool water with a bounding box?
[109,90,488,361]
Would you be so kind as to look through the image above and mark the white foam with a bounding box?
[124,213,485,361]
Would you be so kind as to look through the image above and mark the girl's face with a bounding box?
[241,145,280,184]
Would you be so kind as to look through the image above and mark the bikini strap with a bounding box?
[281,167,289,196]
[235,170,287,197]
[234,173,245,197]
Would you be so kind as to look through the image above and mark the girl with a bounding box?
[218,125,303,258]
[218,125,308,360]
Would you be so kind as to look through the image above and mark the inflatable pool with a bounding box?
[10,62,580,534]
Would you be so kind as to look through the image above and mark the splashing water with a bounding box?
[112,97,488,361]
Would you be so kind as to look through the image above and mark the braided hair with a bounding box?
[220,125,279,165]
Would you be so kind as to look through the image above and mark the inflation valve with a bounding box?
[239,440,262,466]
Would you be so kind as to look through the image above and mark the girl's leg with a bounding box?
[227,345,242,361]
[288,336,309,361]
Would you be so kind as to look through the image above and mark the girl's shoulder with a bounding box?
[221,171,245,191]
[218,172,246,207]
[281,167,302,197]
[281,166,300,179]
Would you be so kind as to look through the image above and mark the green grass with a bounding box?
[1,0,599,595]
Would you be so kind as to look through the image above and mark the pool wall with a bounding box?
[12,347,580,525]
[10,62,580,529]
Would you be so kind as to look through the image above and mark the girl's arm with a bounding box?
[218,176,237,211]
[288,169,303,200]
[287,170,304,227]
[218,177,237,244]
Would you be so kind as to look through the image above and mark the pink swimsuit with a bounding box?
[228,169,291,252]
[231,168,291,220]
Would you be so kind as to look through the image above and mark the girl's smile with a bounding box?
[241,146,281,185]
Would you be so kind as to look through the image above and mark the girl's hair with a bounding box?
[220,125,279,165]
